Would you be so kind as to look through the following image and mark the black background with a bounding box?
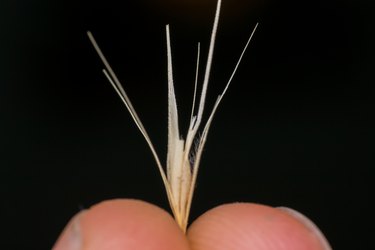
[1,0,373,249]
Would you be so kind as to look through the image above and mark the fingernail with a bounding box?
[52,211,85,250]
[277,207,332,250]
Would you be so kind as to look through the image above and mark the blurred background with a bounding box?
[1,0,373,249]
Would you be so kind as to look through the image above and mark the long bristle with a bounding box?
[87,0,257,233]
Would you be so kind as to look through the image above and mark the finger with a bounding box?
[187,203,331,250]
[52,199,189,250]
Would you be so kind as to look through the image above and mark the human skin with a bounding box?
[52,199,332,250]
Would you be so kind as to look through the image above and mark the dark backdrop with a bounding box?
[1,0,373,249]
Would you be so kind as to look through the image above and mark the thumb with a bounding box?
[187,203,332,250]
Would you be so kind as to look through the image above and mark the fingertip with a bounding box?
[277,207,332,250]
[187,203,331,250]
[53,199,189,250]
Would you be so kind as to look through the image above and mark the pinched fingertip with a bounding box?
[53,199,190,250]
[188,203,331,250]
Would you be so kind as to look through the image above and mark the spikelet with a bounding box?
[87,0,258,232]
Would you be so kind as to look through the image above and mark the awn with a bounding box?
[87,0,258,232]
